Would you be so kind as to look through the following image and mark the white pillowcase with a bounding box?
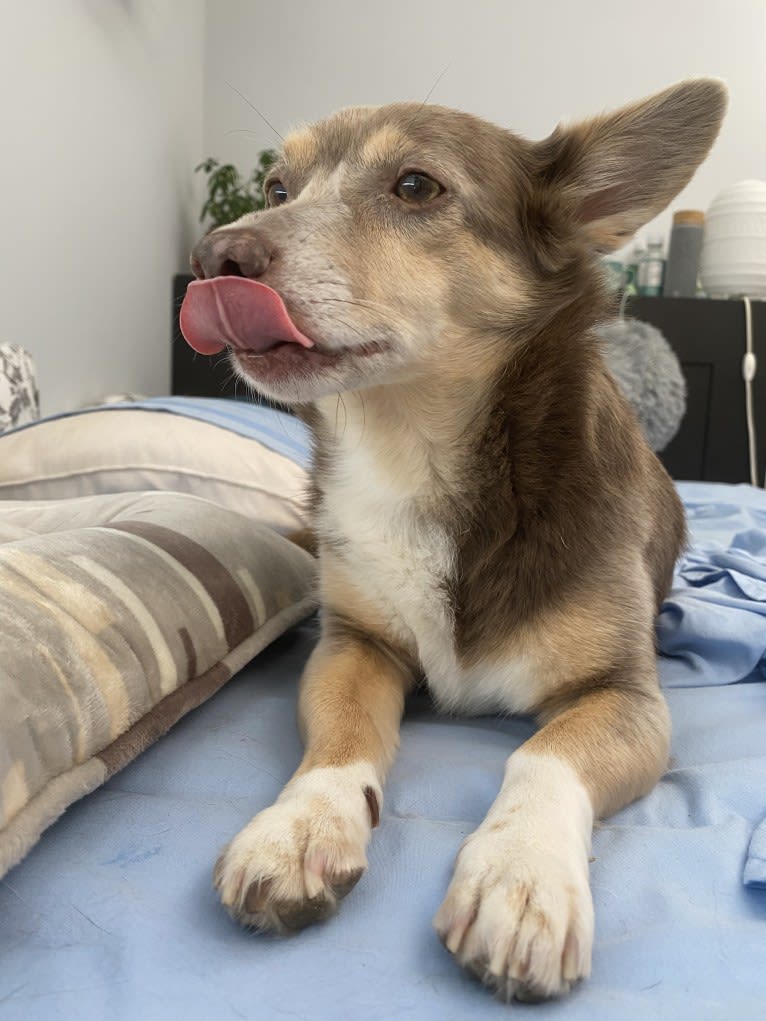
[0,408,309,534]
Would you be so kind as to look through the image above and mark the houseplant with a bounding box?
[174,150,279,395]
[195,149,277,229]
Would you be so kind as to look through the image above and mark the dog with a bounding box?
[181,79,727,1001]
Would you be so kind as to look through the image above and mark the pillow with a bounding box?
[0,490,317,880]
[0,397,311,534]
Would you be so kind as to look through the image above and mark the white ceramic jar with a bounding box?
[699,180,766,297]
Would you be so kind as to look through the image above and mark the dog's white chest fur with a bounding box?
[317,416,534,714]
[321,438,455,678]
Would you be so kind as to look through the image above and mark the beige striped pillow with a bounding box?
[0,490,317,880]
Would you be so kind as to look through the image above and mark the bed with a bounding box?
[0,397,764,1020]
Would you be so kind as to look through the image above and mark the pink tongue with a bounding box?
[179,277,314,355]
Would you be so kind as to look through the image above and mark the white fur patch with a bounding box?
[215,762,381,932]
[317,407,540,714]
[434,751,595,1001]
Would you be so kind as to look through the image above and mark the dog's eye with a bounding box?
[266,181,289,207]
[395,172,443,204]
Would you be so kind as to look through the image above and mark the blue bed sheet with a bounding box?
[1,471,765,1019]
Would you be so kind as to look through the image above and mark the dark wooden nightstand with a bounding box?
[629,296,766,484]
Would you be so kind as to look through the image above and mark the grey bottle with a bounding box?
[663,210,705,297]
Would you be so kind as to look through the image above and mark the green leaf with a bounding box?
[196,149,280,226]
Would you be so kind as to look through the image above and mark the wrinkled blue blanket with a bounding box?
[660,483,766,892]
[659,483,766,690]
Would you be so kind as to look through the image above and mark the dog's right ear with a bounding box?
[528,78,728,255]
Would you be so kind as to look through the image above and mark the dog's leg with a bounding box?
[434,659,670,1002]
[215,626,414,932]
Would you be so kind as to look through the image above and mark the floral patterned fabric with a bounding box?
[0,345,39,433]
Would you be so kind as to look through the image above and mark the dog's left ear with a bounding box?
[530,78,728,253]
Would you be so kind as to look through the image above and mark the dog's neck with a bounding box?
[312,370,490,505]
[310,323,601,518]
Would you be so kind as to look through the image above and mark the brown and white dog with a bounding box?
[182,79,727,1001]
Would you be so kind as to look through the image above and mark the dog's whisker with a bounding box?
[308,295,393,316]
[421,60,453,107]
[333,393,348,441]
[224,128,263,139]
[354,390,367,450]
[224,80,284,142]
[326,314,367,340]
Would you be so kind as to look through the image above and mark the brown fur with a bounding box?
[196,79,727,1000]
[295,624,414,777]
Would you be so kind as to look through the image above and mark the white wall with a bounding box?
[3,1,763,416]
[0,0,205,415]
[204,0,766,257]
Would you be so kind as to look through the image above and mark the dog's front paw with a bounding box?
[433,824,594,1002]
[214,764,381,933]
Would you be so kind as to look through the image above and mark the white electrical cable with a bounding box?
[741,296,758,487]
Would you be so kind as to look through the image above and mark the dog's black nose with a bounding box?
[190,228,274,281]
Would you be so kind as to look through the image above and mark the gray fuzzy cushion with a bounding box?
[598,318,686,452]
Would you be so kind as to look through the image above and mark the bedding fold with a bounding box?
[657,525,766,688]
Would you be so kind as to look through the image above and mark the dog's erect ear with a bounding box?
[531,79,728,253]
